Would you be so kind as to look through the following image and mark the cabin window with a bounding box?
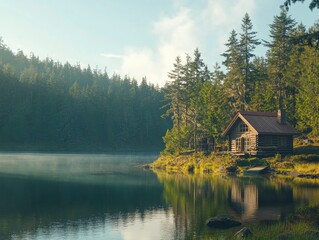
[279,136,287,146]
[244,138,250,151]
[263,135,274,146]
[264,136,271,145]
[236,138,241,151]
[236,137,250,152]
[239,123,248,132]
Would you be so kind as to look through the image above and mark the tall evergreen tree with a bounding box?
[296,46,319,135]
[239,13,261,108]
[164,56,184,130]
[163,49,217,153]
[283,23,308,124]
[249,57,274,112]
[199,64,230,136]
[264,10,297,112]
[222,30,245,112]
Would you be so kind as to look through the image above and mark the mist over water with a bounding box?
[0,153,318,240]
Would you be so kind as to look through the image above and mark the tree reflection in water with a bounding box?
[155,171,319,239]
[0,152,318,240]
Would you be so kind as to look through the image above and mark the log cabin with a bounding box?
[222,111,297,156]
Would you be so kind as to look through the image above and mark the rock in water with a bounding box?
[206,216,241,229]
[234,227,252,238]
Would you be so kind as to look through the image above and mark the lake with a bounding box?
[0,153,318,240]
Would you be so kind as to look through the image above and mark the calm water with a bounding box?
[0,153,318,240]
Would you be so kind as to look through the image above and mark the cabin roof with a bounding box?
[222,111,298,136]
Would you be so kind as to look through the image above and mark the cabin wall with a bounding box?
[225,114,296,156]
[229,119,257,153]
[257,135,293,155]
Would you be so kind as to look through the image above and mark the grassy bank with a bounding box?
[203,206,319,240]
[150,144,319,177]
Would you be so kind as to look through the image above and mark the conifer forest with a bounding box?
[0,9,318,152]
[163,10,319,154]
[0,40,170,150]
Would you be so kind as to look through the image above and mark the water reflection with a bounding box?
[0,153,318,239]
[0,153,173,240]
[230,184,260,220]
[155,172,319,239]
[228,178,295,222]
[9,210,175,240]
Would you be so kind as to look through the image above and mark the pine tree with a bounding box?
[249,57,275,112]
[164,56,184,130]
[264,10,296,112]
[296,46,319,135]
[239,13,260,108]
[284,23,307,124]
[222,30,245,112]
[200,64,230,135]
[163,49,214,153]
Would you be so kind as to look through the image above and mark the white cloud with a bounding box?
[120,48,157,81]
[202,0,256,60]
[203,0,256,28]
[102,0,257,87]
[203,1,228,27]
[153,7,198,84]
[116,7,198,86]
[234,0,256,18]
[100,53,123,59]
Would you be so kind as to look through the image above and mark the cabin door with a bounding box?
[240,138,245,152]
[236,138,244,152]
[236,137,249,152]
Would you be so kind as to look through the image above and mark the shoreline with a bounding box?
[149,144,319,179]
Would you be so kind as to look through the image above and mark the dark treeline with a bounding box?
[163,10,319,154]
[0,39,170,151]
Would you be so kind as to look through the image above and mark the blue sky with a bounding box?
[0,0,318,86]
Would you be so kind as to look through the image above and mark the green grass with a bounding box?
[202,206,319,240]
[151,153,237,174]
[203,222,318,240]
[151,153,262,175]
[151,144,319,177]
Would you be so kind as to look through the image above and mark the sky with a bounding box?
[0,0,318,86]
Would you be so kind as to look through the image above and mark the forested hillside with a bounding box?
[163,10,319,154]
[0,39,170,151]
[0,9,318,154]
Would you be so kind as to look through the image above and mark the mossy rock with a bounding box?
[206,216,241,229]
[226,165,238,173]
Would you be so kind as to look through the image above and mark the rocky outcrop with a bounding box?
[206,216,241,229]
